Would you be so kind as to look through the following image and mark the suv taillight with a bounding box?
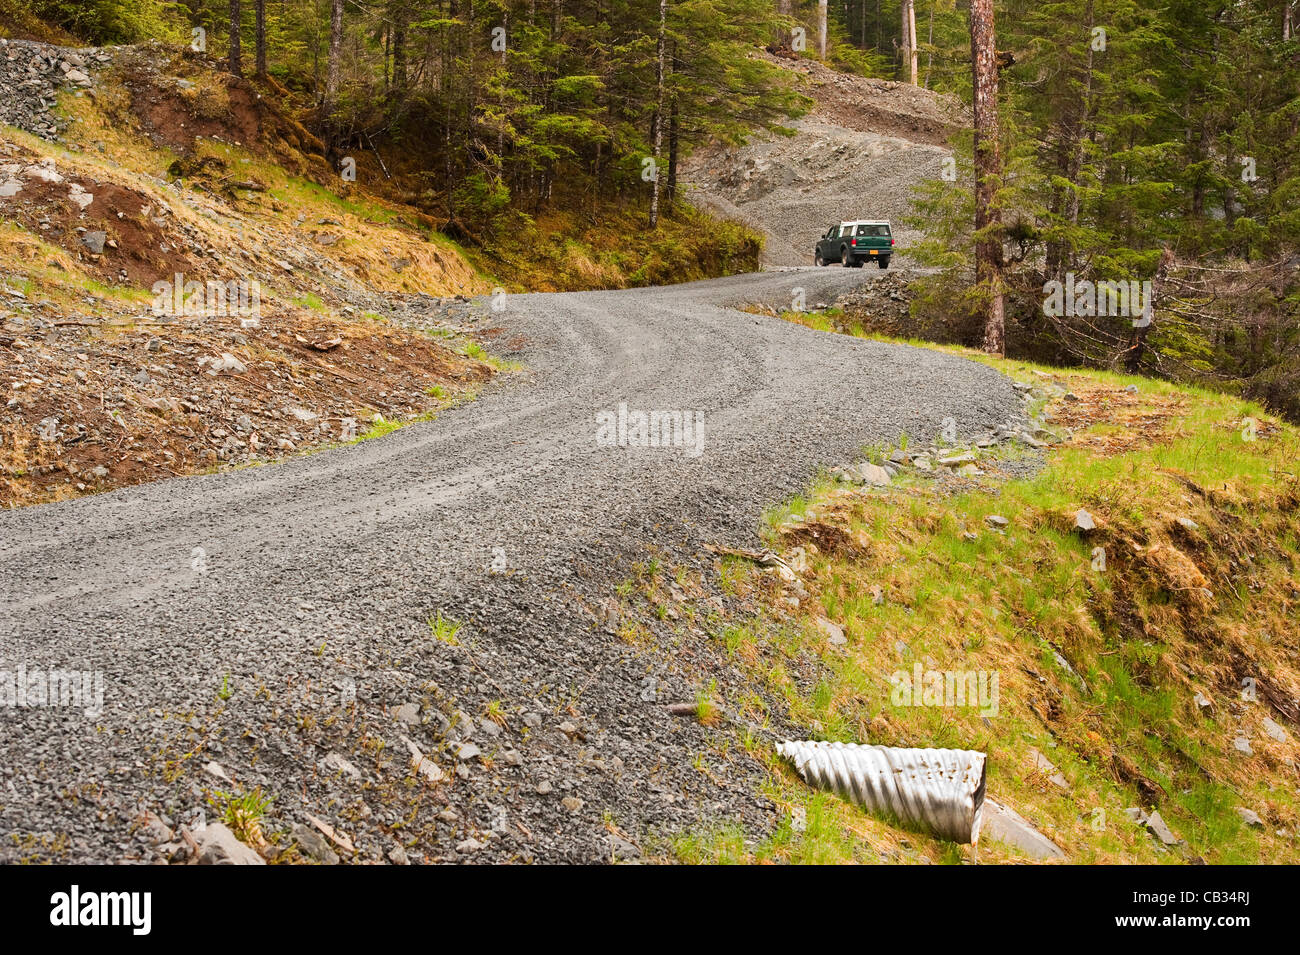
[891,238,895,246]
[851,238,857,246]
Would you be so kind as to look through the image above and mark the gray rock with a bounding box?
[986,515,1009,528]
[1234,736,1254,756]
[454,709,477,739]
[196,822,265,865]
[291,824,340,864]
[937,452,975,466]
[455,742,481,761]
[401,736,444,783]
[319,752,361,780]
[1236,807,1264,828]
[393,702,420,725]
[80,231,106,254]
[1262,717,1288,743]
[136,810,173,844]
[859,462,892,485]
[815,616,846,646]
[981,799,1064,859]
[206,353,248,374]
[1144,810,1181,846]
[610,834,641,861]
[1028,748,1070,791]
[1074,509,1096,532]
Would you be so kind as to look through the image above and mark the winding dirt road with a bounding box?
[0,268,1020,862]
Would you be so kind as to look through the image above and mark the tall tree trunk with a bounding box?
[666,92,679,213]
[391,0,408,94]
[925,0,934,88]
[254,0,266,76]
[648,0,667,228]
[818,0,828,59]
[900,0,910,81]
[228,0,242,76]
[325,0,343,112]
[909,1,918,84]
[900,0,918,84]
[969,0,1004,355]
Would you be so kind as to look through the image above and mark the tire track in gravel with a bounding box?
[0,268,1022,863]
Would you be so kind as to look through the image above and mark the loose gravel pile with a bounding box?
[681,55,960,268]
[0,266,1021,864]
[0,39,109,140]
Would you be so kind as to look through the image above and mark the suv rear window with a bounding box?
[855,224,890,237]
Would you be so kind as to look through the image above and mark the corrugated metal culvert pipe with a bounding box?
[777,740,987,844]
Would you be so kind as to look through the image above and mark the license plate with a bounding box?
[869,250,878,255]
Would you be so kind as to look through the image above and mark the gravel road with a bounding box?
[680,53,960,269]
[0,268,1022,863]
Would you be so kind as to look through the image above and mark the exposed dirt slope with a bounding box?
[1,41,492,505]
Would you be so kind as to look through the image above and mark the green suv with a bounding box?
[814,220,894,269]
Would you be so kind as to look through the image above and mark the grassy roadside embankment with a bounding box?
[663,321,1299,864]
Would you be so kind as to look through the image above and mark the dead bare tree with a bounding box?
[908,0,918,84]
